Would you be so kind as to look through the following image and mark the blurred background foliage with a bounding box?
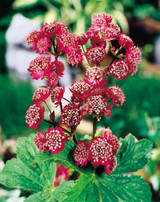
[0,0,160,201]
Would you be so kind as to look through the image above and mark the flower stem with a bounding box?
[44,100,52,114]
[93,116,97,138]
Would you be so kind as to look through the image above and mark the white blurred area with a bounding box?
[5,13,72,107]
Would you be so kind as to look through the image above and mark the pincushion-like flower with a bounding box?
[76,33,88,45]
[28,56,53,80]
[26,30,41,47]
[36,36,51,54]
[25,104,44,129]
[118,34,133,48]
[89,131,120,174]
[45,127,67,154]
[60,104,82,127]
[126,46,141,64]
[47,71,60,87]
[53,60,65,77]
[66,46,83,67]
[127,62,138,76]
[32,87,51,104]
[41,22,59,38]
[92,13,112,27]
[73,140,89,167]
[85,66,107,86]
[104,156,117,175]
[34,130,47,151]
[86,47,106,64]
[109,60,129,80]
[88,95,108,116]
[106,86,125,108]
[51,87,65,107]
[70,80,91,99]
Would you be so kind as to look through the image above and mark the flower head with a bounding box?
[32,87,51,104]
[76,33,88,45]
[45,127,67,154]
[118,34,133,48]
[85,66,107,86]
[86,47,106,64]
[60,104,82,127]
[26,30,41,46]
[88,95,108,116]
[92,13,112,28]
[47,71,60,87]
[25,104,44,129]
[104,156,117,175]
[127,62,138,76]
[66,46,83,67]
[106,86,125,107]
[51,87,65,107]
[41,22,59,38]
[70,80,91,99]
[28,56,52,80]
[36,36,51,54]
[34,130,47,152]
[89,131,120,168]
[53,60,65,77]
[109,60,129,80]
[126,46,141,64]
[73,140,89,167]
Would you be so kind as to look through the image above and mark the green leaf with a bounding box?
[33,140,93,175]
[62,173,151,202]
[0,134,75,201]
[113,134,153,174]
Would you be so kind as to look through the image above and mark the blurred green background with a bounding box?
[0,0,160,201]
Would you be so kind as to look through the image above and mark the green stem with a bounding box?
[93,116,97,138]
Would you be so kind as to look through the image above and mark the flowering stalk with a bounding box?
[25,13,141,176]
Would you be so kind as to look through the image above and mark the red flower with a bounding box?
[53,60,65,77]
[36,36,51,54]
[118,34,133,49]
[109,60,129,80]
[106,86,125,108]
[76,33,88,45]
[47,71,60,87]
[33,130,47,152]
[41,22,59,38]
[88,95,108,116]
[25,104,44,129]
[51,87,65,107]
[28,56,53,80]
[85,47,106,64]
[92,13,112,28]
[85,66,107,86]
[89,131,120,167]
[104,156,117,175]
[57,32,77,52]
[66,46,83,67]
[60,104,82,127]
[45,127,67,154]
[126,46,141,64]
[70,80,91,99]
[73,140,90,167]
[26,30,41,47]
[127,62,138,76]
[32,87,51,104]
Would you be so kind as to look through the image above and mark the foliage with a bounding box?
[0,133,153,201]
[0,75,34,138]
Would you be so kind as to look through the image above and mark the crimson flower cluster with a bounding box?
[25,13,141,175]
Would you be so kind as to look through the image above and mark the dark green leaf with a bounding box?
[113,134,153,174]
[63,173,151,202]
